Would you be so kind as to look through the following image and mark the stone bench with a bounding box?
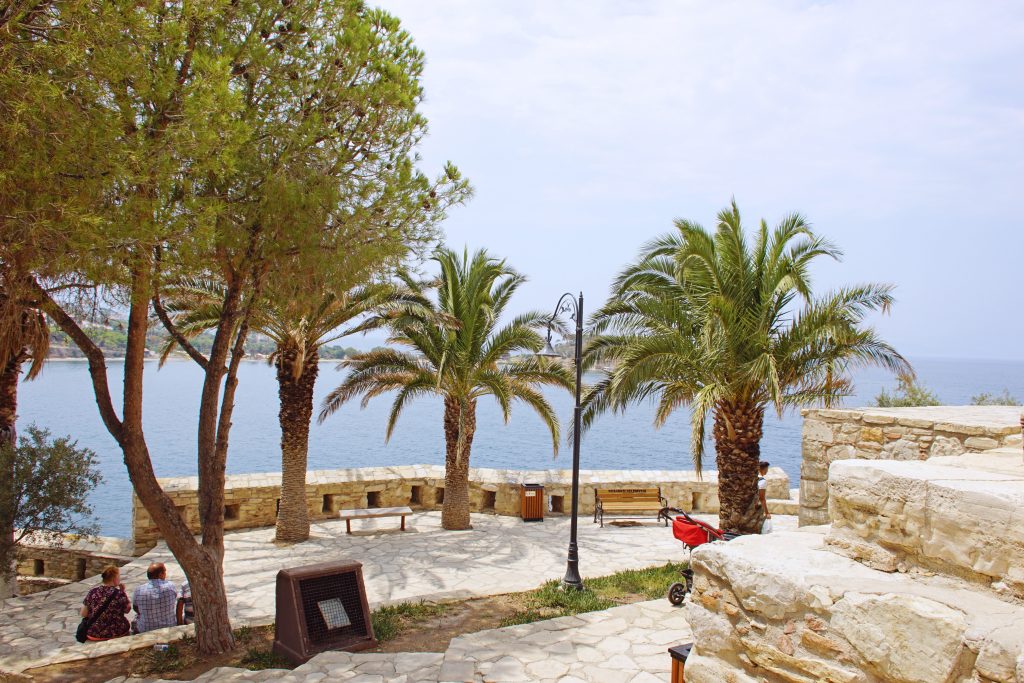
[337,506,413,534]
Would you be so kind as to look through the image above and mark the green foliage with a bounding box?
[0,426,101,583]
[499,562,687,627]
[583,201,911,471]
[875,376,941,407]
[371,600,449,643]
[320,248,575,455]
[240,647,290,671]
[971,389,1020,406]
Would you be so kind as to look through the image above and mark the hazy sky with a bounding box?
[371,0,1024,361]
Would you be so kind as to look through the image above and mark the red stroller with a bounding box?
[666,508,739,605]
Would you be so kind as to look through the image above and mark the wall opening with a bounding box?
[76,558,87,581]
[33,559,44,576]
[275,499,281,516]
[175,505,188,524]
[482,490,497,511]
[224,504,240,521]
[549,495,564,514]
[410,485,423,505]
[322,494,335,514]
[366,491,381,508]
[435,487,445,505]
[691,492,704,512]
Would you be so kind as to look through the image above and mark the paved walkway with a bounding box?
[115,600,689,683]
[1,511,733,673]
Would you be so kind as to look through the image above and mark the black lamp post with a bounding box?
[539,292,584,590]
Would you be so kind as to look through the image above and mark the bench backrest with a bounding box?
[595,487,662,501]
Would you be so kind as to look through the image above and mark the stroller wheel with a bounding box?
[667,582,688,605]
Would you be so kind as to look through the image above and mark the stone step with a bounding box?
[684,527,1024,683]
[767,498,800,515]
[826,448,1024,600]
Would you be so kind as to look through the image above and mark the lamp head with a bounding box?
[537,329,560,358]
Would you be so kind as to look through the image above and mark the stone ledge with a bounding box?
[686,529,1024,683]
[826,452,1024,599]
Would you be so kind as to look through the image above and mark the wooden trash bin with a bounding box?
[273,560,377,665]
[669,642,693,683]
[520,483,544,522]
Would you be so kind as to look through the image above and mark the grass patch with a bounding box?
[240,646,290,671]
[371,600,450,643]
[500,561,687,626]
[142,644,186,674]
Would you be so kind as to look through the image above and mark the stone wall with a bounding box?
[132,464,791,553]
[15,534,134,585]
[799,406,1023,526]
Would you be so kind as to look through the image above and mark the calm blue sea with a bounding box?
[16,357,1024,537]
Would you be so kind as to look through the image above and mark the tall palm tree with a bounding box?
[160,281,397,543]
[583,201,910,533]
[319,248,574,530]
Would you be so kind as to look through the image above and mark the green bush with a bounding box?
[971,389,1020,406]
[875,376,941,407]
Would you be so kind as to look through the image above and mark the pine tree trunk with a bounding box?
[713,399,766,534]
[0,352,23,598]
[441,396,476,530]
[275,347,319,543]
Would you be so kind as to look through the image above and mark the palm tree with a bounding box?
[319,248,574,530]
[583,201,910,534]
[160,281,397,543]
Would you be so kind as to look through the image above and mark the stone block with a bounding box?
[965,436,1001,451]
[827,457,1024,597]
[802,420,834,444]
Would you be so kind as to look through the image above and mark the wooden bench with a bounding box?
[594,488,668,527]
[338,506,413,534]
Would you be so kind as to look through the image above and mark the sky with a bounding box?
[368,0,1024,361]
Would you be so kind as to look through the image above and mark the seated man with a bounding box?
[176,580,193,625]
[132,562,179,633]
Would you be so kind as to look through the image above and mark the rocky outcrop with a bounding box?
[826,450,1024,599]
[685,529,1024,683]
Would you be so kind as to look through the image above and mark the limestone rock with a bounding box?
[830,592,967,683]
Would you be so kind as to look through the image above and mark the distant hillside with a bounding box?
[48,322,362,360]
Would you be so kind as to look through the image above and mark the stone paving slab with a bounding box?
[440,599,690,683]
[1,510,743,673]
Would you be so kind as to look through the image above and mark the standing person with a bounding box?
[131,562,178,633]
[176,580,194,625]
[79,566,132,641]
[758,461,772,533]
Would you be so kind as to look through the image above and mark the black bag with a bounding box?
[75,587,120,643]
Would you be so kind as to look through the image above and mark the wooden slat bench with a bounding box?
[594,488,668,527]
[338,506,413,534]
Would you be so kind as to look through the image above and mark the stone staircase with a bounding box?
[684,447,1024,683]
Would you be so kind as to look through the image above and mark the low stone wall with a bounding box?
[799,406,1023,526]
[132,464,791,553]
[15,534,134,585]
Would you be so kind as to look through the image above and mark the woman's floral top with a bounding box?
[82,584,130,640]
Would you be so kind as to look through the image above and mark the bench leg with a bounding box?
[346,519,351,535]
[400,515,406,531]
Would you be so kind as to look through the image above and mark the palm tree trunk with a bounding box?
[275,348,319,543]
[441,396,476,530]
[713,399,765,534]
[0,352,23,598]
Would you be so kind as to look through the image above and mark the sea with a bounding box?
[16,357,1024,538]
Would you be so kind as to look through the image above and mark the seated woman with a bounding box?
[79,565,132,641]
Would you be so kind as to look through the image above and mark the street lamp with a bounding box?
[538,292,584,590]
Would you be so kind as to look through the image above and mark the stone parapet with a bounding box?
[799,406,1022,526]
[131,464,790,553]
[826,449,1024,599]
[685,529,1024,683]
[15,533,134,587]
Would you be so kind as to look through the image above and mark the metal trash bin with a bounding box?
[520,483,544,522]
